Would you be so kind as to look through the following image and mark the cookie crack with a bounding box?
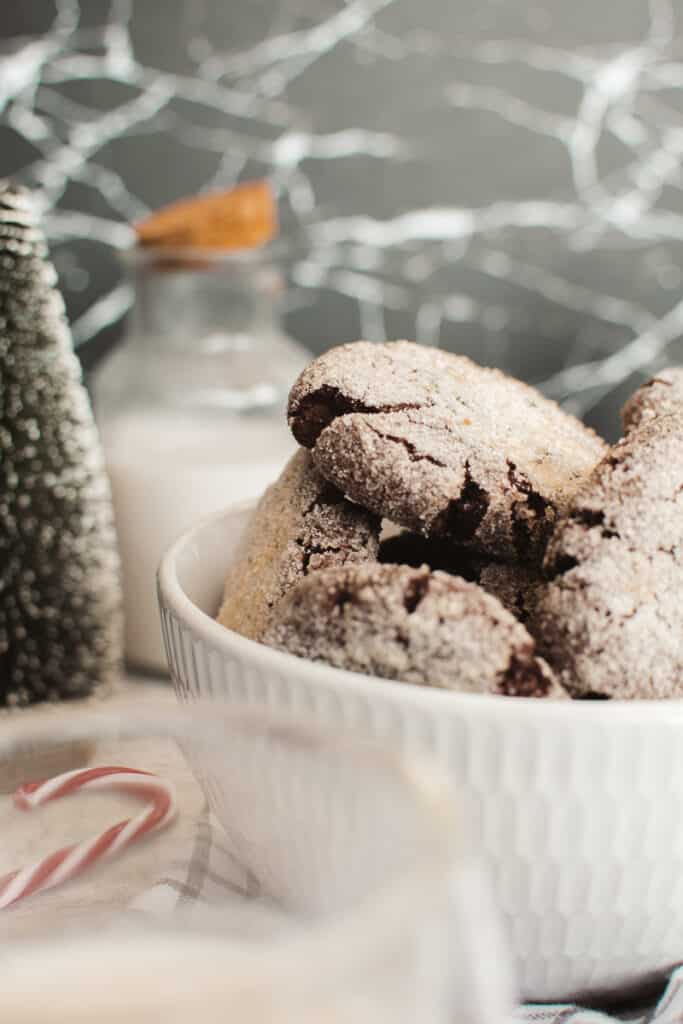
[334,586,354,611]
[512,587,528,622]
[290,384,422,447]
[496,651,550,697]
[301,485,345,519]
[546,552,579,578]
[548,533,680,583]
[507,462,548,514]
[295,538,343,575]
[507,461,554,559]
[437,463,489,540]
[657,544,679,557]
[366,422,446,468]
[570,507,619,540]
[402,573,430,614]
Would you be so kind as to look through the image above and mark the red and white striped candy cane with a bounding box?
[0,765,177,910]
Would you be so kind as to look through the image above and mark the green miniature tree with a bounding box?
[0,183,121,705]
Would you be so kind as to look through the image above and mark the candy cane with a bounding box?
[0,766,177,910]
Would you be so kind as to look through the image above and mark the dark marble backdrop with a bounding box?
[2,0,683,438]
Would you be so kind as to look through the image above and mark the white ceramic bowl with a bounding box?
[158,501,683,1003]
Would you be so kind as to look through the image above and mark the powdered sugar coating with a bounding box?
[288,341,606,563]
[265,562,564,698]
[217,449,380,640]
[621,367,683,433]
[534,413,683,698]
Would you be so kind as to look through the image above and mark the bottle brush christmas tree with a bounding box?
[0,182,121,705]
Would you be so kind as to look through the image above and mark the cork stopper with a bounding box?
[134,179,277,253]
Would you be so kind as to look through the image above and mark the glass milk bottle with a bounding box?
[93,248,308,674]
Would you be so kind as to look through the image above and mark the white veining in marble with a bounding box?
[3,0,683,433]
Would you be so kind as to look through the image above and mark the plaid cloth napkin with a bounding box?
[131,807,683,1024]
[512,984,683,1024]
[131,808,264,917]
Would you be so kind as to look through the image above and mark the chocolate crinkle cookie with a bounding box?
[621,367,683,433]
[217,449,380,640]
[288,341,606,564]
[533,412,683,699]
[264,562,565,698]
[378,530,541,623]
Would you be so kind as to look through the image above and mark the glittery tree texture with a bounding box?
[0,182,121,706]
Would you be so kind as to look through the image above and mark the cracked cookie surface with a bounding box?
[264,562,564,697]
[533,412,683,698]
[217,449,380,640]
[621,367,683,433]
[288,341,606,563]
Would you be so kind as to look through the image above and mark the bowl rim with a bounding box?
[157,501,683,724]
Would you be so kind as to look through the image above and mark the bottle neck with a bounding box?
[127,253,281,353]
[100,247,309,418]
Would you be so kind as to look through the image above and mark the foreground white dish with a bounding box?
[158,501,683,1003]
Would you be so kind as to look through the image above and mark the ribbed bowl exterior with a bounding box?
[158,502,683,1003]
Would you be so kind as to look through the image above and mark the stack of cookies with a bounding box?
[218,343,683,701]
